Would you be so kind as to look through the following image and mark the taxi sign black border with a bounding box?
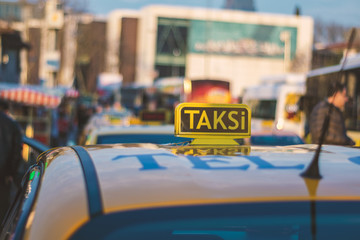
[175,103,251,138]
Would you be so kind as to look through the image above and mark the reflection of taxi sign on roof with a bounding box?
[172,145,251,156]
[175,103,251,144]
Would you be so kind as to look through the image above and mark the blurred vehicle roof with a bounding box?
[85,124,191,145]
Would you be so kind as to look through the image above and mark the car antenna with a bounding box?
[300,28,357,179]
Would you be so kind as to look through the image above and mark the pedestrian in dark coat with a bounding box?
[0,99,23,223]
[309,82,355,146]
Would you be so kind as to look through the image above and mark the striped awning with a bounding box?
[0,87,61,108]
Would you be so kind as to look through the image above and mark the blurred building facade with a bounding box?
[107,5,314,97]
[312,28,360,70]
[0,23,30,83]
[2,2,358,99]
[106,10,139,87]
[0,0,107,92]
[0,0,64,86]
[0,1,31,84]
[74,17,107,93]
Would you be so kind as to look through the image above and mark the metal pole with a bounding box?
[280,31,291,72]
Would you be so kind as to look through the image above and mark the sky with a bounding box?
[85,0,360,27]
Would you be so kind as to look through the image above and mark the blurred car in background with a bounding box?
[84,109,189,145]
[85,124,191,145]
[79,108,133,144]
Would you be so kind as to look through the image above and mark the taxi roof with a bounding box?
[29,143,360,239]
[91,144,360,204]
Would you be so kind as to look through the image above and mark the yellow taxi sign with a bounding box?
[175,103,251,139]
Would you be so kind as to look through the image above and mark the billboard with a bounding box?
[187,79,231,104]
[189,20,297,59]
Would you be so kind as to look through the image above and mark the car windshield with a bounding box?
[246,100,277,120]
[97,134,192,144]
[70,201,360,240]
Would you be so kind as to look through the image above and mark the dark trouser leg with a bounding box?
[0,183,11,224]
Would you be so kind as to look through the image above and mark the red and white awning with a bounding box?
[0,88,61,108]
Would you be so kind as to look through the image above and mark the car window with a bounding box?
[251,135,304,146]
[97,134,192,144]
[246,100,277,120]
[70,201,360,240]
